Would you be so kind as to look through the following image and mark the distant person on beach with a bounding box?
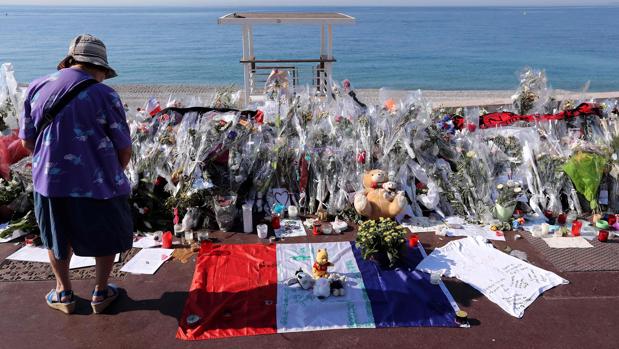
[19,34,133,314]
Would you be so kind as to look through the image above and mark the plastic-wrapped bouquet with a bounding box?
[511,67,555,115]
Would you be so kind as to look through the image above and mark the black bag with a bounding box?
[35,78,98,143]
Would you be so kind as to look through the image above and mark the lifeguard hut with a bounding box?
[218,12,356,102]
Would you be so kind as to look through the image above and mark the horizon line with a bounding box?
[2,3,619,8]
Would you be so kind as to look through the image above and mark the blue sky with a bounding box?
[0,0,616,6]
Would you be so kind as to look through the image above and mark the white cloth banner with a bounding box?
[416,236,568,318]
[276,242,375,332]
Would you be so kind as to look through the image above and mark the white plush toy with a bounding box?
[313,277,331,299]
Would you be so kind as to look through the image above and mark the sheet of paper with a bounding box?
[542,237,593,248]
[417,236,568,318]
[275,219,307,238]
[120,248,173,275]
[133,235,161,249]
[444,224,506,241]
[401,216,446,233]
[6,246,119,269]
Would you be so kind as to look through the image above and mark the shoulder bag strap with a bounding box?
[35,78,98,142]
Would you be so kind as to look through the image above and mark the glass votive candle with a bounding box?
[271,213,281,229]
[409,234,419,248]
[257,224,268,239]
[321,224,333,235]
[608,214,617,227]
[184,231,194,244]
[197,231,209,242]
[598,230,609,242]
[571,220,582,237]
[288,206,298,219]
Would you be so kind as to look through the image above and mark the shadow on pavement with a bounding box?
[70,290,189,319]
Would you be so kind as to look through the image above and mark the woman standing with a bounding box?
[19,34,133,314]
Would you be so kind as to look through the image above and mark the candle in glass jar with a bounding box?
[272,214,281,229]
[598,230,609,242]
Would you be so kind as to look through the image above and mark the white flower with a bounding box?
[496,184,504,190]
[466,151,476,158]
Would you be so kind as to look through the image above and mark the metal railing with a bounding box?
[240,58,336,97]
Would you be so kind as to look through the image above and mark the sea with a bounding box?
[1,5,618,91]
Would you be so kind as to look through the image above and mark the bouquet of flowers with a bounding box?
[493,181,523,221]
[563,149,608,212]
[356,218,407,268]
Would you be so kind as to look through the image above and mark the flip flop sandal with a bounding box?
[45,289,76,314]
[91,284,121,314]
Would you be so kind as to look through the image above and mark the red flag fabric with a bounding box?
[177,242,278,340]
[479,103,602,129]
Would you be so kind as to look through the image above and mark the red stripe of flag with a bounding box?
[177,242,278,340]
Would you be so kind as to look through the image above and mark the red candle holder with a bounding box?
[272,214,281,229]
[312,222,321,236]
[162,231,173,249]
[608,214,617,228]
[571,220,582,237]
[598,230,609,242]
[409,234,419,248]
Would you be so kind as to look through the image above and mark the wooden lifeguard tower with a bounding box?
[218,12,356,102]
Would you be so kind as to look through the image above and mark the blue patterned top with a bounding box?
[19,68,132,199]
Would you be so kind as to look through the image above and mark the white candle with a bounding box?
[288,205,298,218]
[242,204,253,233]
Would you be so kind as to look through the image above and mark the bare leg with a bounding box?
[47,249,73,302]
[93,255,116,302]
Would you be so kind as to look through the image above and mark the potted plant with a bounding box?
[356,218,407,268]
[494,181,522,222]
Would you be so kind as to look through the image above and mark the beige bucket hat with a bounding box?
[57,34,117,79]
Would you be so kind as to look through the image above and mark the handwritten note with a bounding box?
[416,236,568,318]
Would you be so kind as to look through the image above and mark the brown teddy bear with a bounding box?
[354,169,407,220]
[312,248,333,279]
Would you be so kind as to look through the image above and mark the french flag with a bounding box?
[145,97,162,117]
[177,241,459,341]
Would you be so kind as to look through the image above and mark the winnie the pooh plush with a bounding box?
[312,248,333,279]
[354,169,407,220]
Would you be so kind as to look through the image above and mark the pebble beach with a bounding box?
[111,84,619,111]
